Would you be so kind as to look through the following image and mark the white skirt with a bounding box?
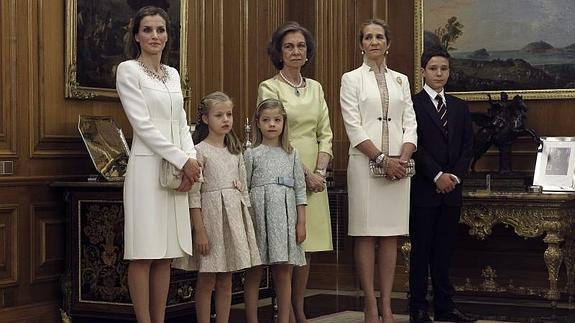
[347,154,410,236]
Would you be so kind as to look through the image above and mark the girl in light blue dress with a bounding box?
[243,99,307,323]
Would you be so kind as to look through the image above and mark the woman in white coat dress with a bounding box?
[116,6,201,323]
[340,19,417,323]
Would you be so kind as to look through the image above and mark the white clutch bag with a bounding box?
[159,159,182,190]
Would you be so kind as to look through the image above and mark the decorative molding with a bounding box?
[0,0,18,156]
[30,203,64,283]
[314,0,354,171]
[0,204,18,286]
[31,0,88,158]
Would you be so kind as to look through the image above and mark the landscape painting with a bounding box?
[414,0,575,100]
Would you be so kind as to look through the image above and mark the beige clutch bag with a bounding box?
[369,159,415,178]
[159,159,182,189]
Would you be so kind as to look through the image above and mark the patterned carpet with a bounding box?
[309,310,515,323]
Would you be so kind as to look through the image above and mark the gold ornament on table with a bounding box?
[480,266,498,292]
[244,117,253,149]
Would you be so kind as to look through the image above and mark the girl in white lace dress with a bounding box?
[243,99,307,323]
[172,92,261,323]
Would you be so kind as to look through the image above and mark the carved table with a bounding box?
[461,191,575,306]
[52,181,272,322]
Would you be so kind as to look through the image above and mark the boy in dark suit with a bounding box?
[409,47,475,323]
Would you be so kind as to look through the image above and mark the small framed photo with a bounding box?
[533,137,575,192]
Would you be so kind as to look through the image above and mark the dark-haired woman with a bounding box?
[116,6,201,323]
[249,21,333,323]
[340,19,417,323]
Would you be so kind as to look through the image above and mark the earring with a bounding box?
[385,50,389,55]
[305,58,308,61]
[361,50,365,55]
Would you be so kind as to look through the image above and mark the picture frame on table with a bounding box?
[533,137,575,192]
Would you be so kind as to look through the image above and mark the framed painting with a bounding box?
[65,0,189,99]
[533,137,575,192]
[414,0,575,100]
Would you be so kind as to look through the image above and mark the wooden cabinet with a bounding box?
[52,181,271,321]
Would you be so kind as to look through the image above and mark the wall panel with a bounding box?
[0,205,17,286]
[0,0,17,156]
[30,203,64,284]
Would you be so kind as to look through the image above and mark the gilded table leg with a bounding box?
[543,226,564,307]
[60,308,72,323]
[564,238,575,302]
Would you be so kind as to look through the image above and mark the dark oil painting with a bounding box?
[75,0,181,90]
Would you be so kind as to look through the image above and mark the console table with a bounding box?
[401,191,575,306]
[52,181,271,322]
[460,191,575,305]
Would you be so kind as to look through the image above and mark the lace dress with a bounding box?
[245,145,307,266]
[172,142,261,272]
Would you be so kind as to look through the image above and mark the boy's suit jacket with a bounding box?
[411,90,473,207]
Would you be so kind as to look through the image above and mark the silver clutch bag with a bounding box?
[369,159,416,178]
[159,159,182,189]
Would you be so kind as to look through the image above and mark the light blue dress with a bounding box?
[244,145,307,266]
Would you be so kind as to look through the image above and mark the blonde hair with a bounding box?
[253,99,293,153]
[193,91,243,155]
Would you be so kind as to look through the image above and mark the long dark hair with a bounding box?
[193,91,243,155]
[125,6,171,63]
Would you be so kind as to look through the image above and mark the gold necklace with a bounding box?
[137,59,169,83]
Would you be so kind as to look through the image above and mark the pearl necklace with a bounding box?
[279,70,304,96]
[137,59,169,83]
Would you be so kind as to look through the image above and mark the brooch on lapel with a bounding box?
[396,77,402,85]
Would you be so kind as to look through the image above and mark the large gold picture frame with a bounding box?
[414,0,575,101]
[65,0,189,100]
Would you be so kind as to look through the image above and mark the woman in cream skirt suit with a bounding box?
[340,19,417,323]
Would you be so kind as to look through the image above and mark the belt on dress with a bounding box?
[202,185,237,193]
[251,176,295,188]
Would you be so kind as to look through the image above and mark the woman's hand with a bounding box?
[305,171,326,193]
[194,227,210,256]
[183,158,202,183]
[296,221,306,244]
[385,157,407,180]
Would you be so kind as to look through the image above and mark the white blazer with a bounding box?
[340,63,417,156]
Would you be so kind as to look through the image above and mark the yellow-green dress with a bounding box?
[258,77,333,252]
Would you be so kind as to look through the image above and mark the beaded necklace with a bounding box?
[137,59,169,83]
[279,70,304,96]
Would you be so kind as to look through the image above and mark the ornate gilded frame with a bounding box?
[533,137,575,192]
[414,0,575,101]
[65,0,189,100]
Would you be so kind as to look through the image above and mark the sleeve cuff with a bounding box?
[433,171,443,183]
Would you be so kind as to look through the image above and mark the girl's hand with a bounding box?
[177,174,193,192]
[296,222,306,244]
[194,228,210,256]
[305,172,326,193]
[183,158,202,183]
[385,157,407,181]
